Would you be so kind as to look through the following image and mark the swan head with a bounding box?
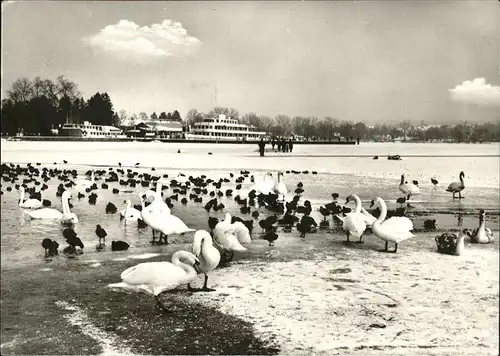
[369,198,378,208]
[62,191,73,200]
[345,194,355,204]
[459,171,465,178]
[478,209,485,223]
[462,228,473,238]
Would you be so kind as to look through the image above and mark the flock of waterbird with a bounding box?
[1,161,495,312]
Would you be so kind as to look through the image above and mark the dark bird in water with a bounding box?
[396,197,406,206]
[296,215,318,238]
[373,156,379,160]
[135,163,140,166]
[63,160,68,164]
[431,178,438,186]
[111,240,130,251]
[262,230,279,246]
[424,219,437,231]
[105,202,117,214]
[95,224,107,244]
[42,238,59,256]
[251,211,260,219]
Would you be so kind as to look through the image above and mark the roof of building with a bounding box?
[136,121,183,131]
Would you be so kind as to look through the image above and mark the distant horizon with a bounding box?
[2,1,500,125]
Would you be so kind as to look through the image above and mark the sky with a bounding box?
[2,1,500,124]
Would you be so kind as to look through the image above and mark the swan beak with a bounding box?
[369,199,375,208]
[344,198,349,204]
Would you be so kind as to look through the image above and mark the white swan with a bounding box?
[213,213,250,261]
[189,230,221,292]
[249,172,275,195]
[370,197,416,253]
[139,193,194,244]
[18,187,42,209]
[471,209,495,244]
[273,171,288,201]
[119,200,141,222]
[74,170,95,189]
[108,250,199,312]
[338,194,368,243]
[23,191,78,224]
[144,180,171,215]
[360,207,377,228]
[398,174,420,200]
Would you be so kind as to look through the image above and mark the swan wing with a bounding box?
[380,216,414,232]
[120,262,185,288]
[23,208,62,219]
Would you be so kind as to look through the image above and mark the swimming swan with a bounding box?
[18,186,43,209]
[120,199,141,222]
[23,191,78,224]
[471,209,495,244]
[108,250,200,312]
[273,171,288,201]
[398,174,420,200]
[370,197,416,253]
[339,194,368,243]
[189,230,221,292]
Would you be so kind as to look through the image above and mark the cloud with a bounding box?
[84,19,202,58]
[449,78,500,106]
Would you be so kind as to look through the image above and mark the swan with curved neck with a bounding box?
[471,209,495,244]
[107,250,200,313]
[399,174,420,200]
[273,171,288,201]
[446,171,465,199]
[18,187,42,209]
[370,197,416,253]
[139,193,194,244]
[120,200,141,222]
[213,213,250,262]
[23,191,77,223]
[339,194,368,243]
[189,230,221,292]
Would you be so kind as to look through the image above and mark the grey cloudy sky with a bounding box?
[2,1,499,124]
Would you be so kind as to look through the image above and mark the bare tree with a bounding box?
[129,113,138,126]
[7,77,34,103]
[185,109,204,125]
[274,115,292,136]
[400,120,412,141]
[40,79,59,105]
[56,75,80,100]
[118,110,128,126]
[138,112,149,122]
[259,115,274,133]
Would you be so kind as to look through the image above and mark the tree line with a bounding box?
[2,76,499,142]
[185,108,500,143]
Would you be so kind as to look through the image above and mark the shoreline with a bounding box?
[1,232,498,355]
[2,136,357,145]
